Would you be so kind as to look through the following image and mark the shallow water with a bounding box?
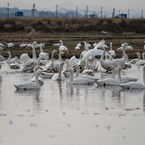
[0,61,145,145]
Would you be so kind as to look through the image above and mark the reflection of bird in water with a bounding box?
[58,81,63,97]
[143,91,145,112]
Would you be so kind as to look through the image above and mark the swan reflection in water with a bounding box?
[15,89,42,112]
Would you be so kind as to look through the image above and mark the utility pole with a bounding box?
[56,5,58,18]
[85,5,88,18]
[100,7,103,18]
[112,8,115,18]
[76,6,78,18]
[7,2,9,18]
[118,10,120,17]
[31,3,35,18]
[141,9,143,18]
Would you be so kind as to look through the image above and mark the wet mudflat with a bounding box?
[0,60,145,145]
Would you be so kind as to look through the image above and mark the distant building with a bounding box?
[15,11,23,17]
[119,14,127,18]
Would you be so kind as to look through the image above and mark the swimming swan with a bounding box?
[66,67,94,85]
[51,62,66,81]
[14,69,44,90]
[120,65,145,89]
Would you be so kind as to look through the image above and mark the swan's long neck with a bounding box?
[59,52,63,62]
[122,46,126,60]
[75,65,80,78]
[32,45,37,60]
[110,42,112,51]
[111,66,116,79]
[45,54,49,61]
[101,48,106,61]
[125,54,129,62]
[60,40,63,46]
[40,45,43,53]
[58,63,63,80]
[84,41,89,51]
[35,70,41,87]
[8,52,11,61]
[137,53,141,61]
[51,50,56,63]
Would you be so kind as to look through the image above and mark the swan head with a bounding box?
[136,52,140,56]
[7,51,11,55]
[40,43,45,48]
[121,42,128,47]
[98,44,108,50]
[0,47,5,50]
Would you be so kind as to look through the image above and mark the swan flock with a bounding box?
[0,40,144,91]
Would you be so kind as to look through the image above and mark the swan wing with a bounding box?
[120,82,145,89]
[97,78,120,86]
[71,77,94,85]
[82,49,103,61]
[14,82,39,90]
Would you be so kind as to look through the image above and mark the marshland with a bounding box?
[0,18,145,145]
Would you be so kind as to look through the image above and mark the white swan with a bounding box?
[7,42,15,48]
[96,66,120,86]
[0,47,5,61]
[75,42,81,50]
[120,65,145,89]
[130,52,141,64]
[59,40,68,52]
[20,41,38,72]
[19,53,31,64]
[14,69,44,90]
[39,43,49,60]
[19,43,28,48]
[136,52,145,66]
[111,42,127,68]
[109,42,116,57]
[31,65,44,85]
[9,57,20,69]
[66,67,94,85]
[82,46,104,61]
[6,51,18,65]
[100,46,115,72]
[124,54,132,68]
[39,53,49,65]
[45,49,57,70]
[0,43,5,47]
[96,64,137,87]
[46,51,64,72]
[51,62,66,81]
[113,65,138,83]
[82,59,94,76]
[69,56,78,67]
[74,64,98,82]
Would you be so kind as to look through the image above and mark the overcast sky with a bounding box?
[0,0,144,12]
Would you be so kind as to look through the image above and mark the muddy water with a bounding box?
[0,61,145,145]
